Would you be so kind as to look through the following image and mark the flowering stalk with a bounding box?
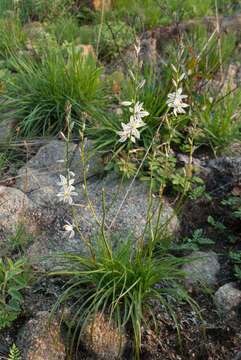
[166,64,189,117]
[79,118,112,259]
[57,103,95,258]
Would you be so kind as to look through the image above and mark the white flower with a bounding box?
[57,174,75,187]
[116,116,146,143]
[136,79,146,90]
[117,101,148,143]
[179,72,185,81]
[57,185,78,205]
[166,88,189,116]
[171,63,177,73]
[63,220,75,238]
[121,101,133,106]
[129,101,149,121]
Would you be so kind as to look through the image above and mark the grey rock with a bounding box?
[16,311,65,360]
[207,156,233,173]
[15,139,104,205]
[0,186,35,234]
[182,251,220,287]
[0,118,18,144]
[214,282,241,312]
[26,173,179,270]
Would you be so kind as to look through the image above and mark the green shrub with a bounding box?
[94,20,134,61]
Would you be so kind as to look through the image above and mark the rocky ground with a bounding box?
[0,136,240,359]
[0,2,241,358]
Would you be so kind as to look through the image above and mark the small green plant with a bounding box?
[207,215,226,233]
[0,257,30,329]
[174,228,214,251]
[0,153,9,177]
[229,251,241,280]
[222,196,241,219]
[6,222,33,254]
[7,343,22,360]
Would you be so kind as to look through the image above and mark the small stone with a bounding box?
[81,312,127,359]
[182,251,220,287]
[214,282,241,312]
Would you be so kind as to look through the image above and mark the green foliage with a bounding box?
[0,153,9,177]
[18,0,74,23]
[46,17,83,45]
[94,21,134,61]
[207,215,226,233]
[229,251,241,280]
[183,23,236,76]
[222,196,241,219]
[0,257,30,329]
[196,90,241,152]
[0,46,108,137]
[8,343,22,360]
[50,234,201,359]
[109,0,238,31]
[0,17,26,59]
[174,228,214,251]
[4,222,33,255]
[88,65,173,155]
[0,0,14,14]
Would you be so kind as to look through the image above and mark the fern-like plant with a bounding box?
[7,344,21,360]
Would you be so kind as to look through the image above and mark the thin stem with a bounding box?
[101,187,112,259]
[79,129,101,227]
[109,118,165,230]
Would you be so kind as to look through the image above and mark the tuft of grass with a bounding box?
[46,16,84,45]
[0,17,26,59]
[49,234,202,359]
[0,46,108,137]
[196,89,241,153]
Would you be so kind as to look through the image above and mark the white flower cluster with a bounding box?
[166,64,189,116]
[57,172,77,238]
[116,101,149,143]
[57,172,77,205]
